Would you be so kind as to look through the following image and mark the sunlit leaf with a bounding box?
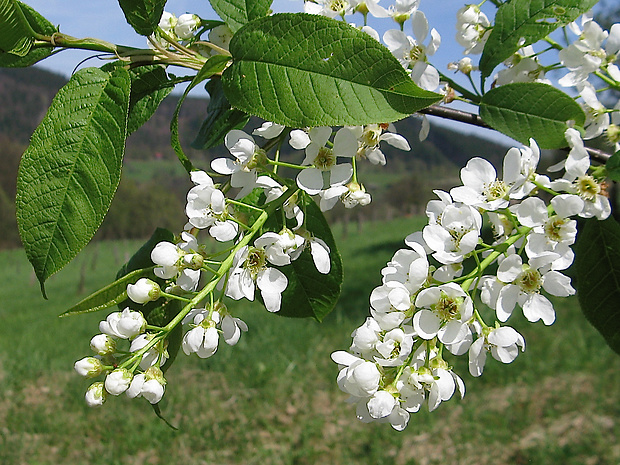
[222,13,441,127]
[16,67,131,295]
[479,82,585,149]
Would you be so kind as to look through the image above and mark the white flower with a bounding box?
[374,326,416,366]
[74,357,104,378]
[221,314,248,346]
[551,176,611,220]
[350,317,382,357]
[148,12,178,50]
[448,57,475,75]
[225,243,288,312]
[413,283,473,349]
[254,230,305,266]
[127,278,161,304]
[85,382,106,407]
[151,239,202,291]
[305,0,353,18]
[212,130,261,198]
[367,390,397,419]
[319,182,371,211]
[130,334,168,370]
[383,11,441,91]
[175,13,200,40]
[295,127,357,195]
[99,308,147,340]
[496,46,548,86]
[365,0,419,23]
[559,19,620,87]
[422,198,482,265]
[127,367,166,404]
[481,253,575,325]
[104,368,133,396]
[578,82,610,140]
[183,324,219,358]
[427,367,465,411]
[89,334,116,356]
[252,121,285,139]
[332,351,381,398]
[469,326,525,377]
[450,156,521,211]
[186,170,238,241]
[455,4,491,54]
[514,196,577,270]
[348,123,410,166]
[548,128,590,181]
[381,241,429,293]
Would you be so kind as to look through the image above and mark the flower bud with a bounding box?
[100,308,147,339]
[175,13,200,39]
[126,373,146,399]
[90,334,116,355]
[85,382,106,407]
[104,368,133,396]
[142,367,166,404]
[116,308,147,339]
[74,357,104,378]
[127,278,161,304]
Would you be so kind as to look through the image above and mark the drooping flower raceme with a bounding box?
[330,134,608,430]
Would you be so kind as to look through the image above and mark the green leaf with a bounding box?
[16,67,131,295]
[222,13,442,128]
[605,151,620,182]
[480,0,598,79]
[171,55,230,172]
[60,267,155,317]
[191,79,249,150]
[575,217,620,356]
[127,65,174,135]
[0,1,57,67]
[0,0,36,56]
[209,0,272,33]
[266,194,343,322]
[479,82,585,149]
[118,0,167,36]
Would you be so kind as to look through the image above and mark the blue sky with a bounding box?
[21,0,515,142]
[25,0,479,77]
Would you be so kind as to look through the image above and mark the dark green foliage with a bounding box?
[575,217,620,355]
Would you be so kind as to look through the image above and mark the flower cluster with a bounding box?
[332,129,611,430]
[74,308,167,406]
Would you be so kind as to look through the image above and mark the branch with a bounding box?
[418,105,612,164]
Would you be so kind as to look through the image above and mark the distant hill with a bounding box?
[0,66,510,248]
[0,66,508,167]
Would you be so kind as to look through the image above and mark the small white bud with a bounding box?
[74,357,104,378]
[104,368,133,396]
[175,13,200,39]
[127,278,161,304]
[85,382,106,407]
[90,334,116,355]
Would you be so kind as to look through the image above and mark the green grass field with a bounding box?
[1,217,619,465]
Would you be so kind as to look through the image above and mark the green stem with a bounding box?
[160,292,193,303]
[120,188,298,371]
[267,159,307,170]
[460,227,530,292]
[438,71,481,103]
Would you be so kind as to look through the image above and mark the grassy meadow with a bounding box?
[0,216,619,465]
